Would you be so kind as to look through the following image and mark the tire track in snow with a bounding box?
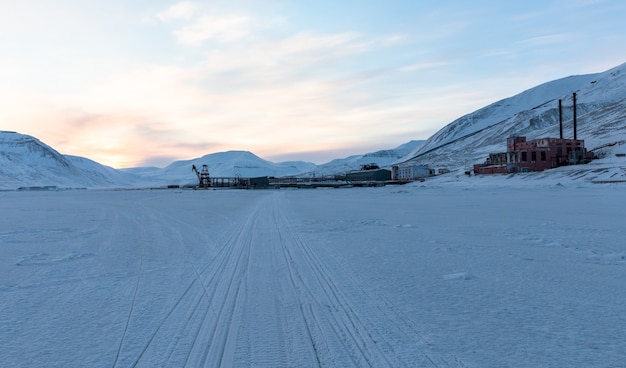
[229,193,405,366]
[127,201,257,367]
[118,194,310,367]
[111,211,146,368]
[126,195,265,367]
[144,211,242,366]
[273,197,395,367]
[233,197,308,367]
[274,194,465,367]
[195,225,251,367]
[117,191,465,367]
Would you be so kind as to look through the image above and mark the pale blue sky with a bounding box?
[1,0,624,167]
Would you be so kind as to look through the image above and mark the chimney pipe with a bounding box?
[558,99,563,139]
[573,92,577,140]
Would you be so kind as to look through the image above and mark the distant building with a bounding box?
[346,168,391,182]
[474,93,595,175]
[249,176,270,189]
[474,136,594,174]
[391,165,435,180]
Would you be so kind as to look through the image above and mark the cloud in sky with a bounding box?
[156,1,196,21]
[172,14,254,45]
[2,0,625,168]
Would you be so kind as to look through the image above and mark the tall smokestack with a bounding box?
[559,99,563,139]
[573,92,577,140]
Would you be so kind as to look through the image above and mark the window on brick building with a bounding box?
[541,151,546,161]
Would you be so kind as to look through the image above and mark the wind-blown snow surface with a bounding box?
[1,182,625,367]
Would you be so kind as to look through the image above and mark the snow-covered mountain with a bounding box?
[398,62,626,177]
[129,142,426,184]
[3,63,626,189]
[0,130,418,189]
[0,131,145,189]
[303,140,425,177]
[124,150,317,186]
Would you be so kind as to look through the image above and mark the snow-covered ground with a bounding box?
[1,181,625,367]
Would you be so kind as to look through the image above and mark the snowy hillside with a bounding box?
[127,150,317,186]
[4,63,626,189]
[132,142,426,184]
[1,130,419,188]
[0,131,143,190]
[399,62,626,175]
[303,140,424,177]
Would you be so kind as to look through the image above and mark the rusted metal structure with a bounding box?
[192,164,211,188]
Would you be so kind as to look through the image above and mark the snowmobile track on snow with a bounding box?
[109,192,464,367]
[127,205,254,367]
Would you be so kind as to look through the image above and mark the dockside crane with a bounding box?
[192,164,211,188]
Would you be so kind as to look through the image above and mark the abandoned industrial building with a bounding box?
[345,164,392,182]
[391,165,435,181]
[191,164,270,189]
[188,158,438,190]
[345,163,435,183]
[474,93,594,174]
[473,136,593,174]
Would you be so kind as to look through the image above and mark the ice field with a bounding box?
[1,181,625,367]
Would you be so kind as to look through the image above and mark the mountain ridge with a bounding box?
[397,62,626,174]
[2,62,626,189]
[0,131,145,189]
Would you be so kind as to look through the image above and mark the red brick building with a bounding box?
[474,136,594,174]
[474,94,597,174]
